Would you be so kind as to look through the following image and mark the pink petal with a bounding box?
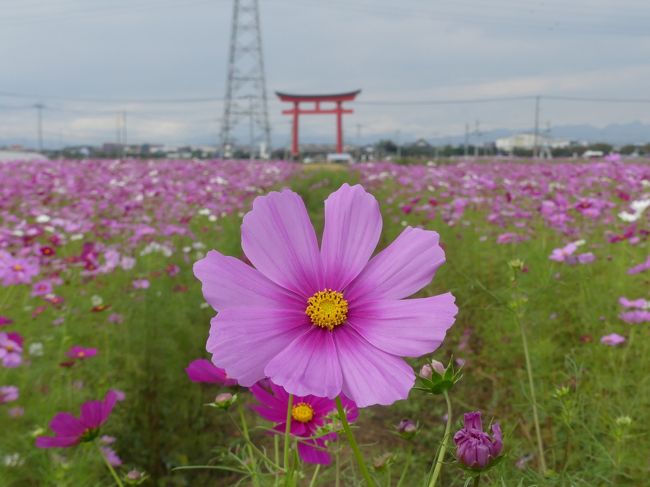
[49,412,85,437]
[334,326,414,407]
[36,435,80,448]
[241,189,322,297]
[348,293,457,357]
[194,250,301,311]
[265,328,343,399]
[207,308,306,387]
[297,439,331,465]
[346,226,445,303]
[80,400,104,428]
[321,184,382,290]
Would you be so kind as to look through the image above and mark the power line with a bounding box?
[0,90,226,104]
[358,95,536,106]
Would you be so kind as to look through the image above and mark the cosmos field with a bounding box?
[1,157,649,486]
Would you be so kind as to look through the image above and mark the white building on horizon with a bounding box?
[495,133,573,153]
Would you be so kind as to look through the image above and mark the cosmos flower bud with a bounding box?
[420,360,445,380]
[397,419,417,439]
[124,469,148,485]
[372,452,394,471]
[212,392,236,409]
[454,411,503,470]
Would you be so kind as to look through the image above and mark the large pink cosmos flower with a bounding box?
[36,390,119,448]
[251,381,358,464]
[194,184,457,407]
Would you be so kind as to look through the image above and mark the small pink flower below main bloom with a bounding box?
[250,381,358,465]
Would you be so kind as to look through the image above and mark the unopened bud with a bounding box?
[397,419,417,439]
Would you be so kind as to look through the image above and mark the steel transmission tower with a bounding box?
[220,0,272,159]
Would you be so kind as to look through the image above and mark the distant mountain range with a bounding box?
[2,121,649,150]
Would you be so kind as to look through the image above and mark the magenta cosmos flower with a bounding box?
[66,346,98,360]
[251,381,358,464]
[185,358,238,386]
[36,390,119,448]
[194,184,457,407]
[454,411,503,470]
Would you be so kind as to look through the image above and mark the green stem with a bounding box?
[237,404,260,487]
[308,464,321,487]
[473,474,481,487]
[335,446,341,487]
[428,390,453,487]
[96,442,124,487]
[274,434,280,486]
[283,394,294,483]
[335,396,374,487]
[395,444,412,487]
[515,313,547,474]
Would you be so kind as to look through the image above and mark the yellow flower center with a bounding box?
[12,264,24,272]
[78,351,85,358]
[305,289,348,331]
[291,402,314,423]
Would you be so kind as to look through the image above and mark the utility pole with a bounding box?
[34,103,44,152]
[122,111,127,149]
[533,95,540,158]
[464,123,469,158]
[248,95,255,160]
[474,120,481,157]
[396,130,401,159]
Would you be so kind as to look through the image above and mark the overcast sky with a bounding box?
[1,0,650,148]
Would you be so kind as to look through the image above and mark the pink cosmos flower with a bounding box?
[185,359,238,386]
[577,253,595,264]
[107,313,124,324]
[619,297,649,309]
[627,256,650,275]
[132,279,150,289]
[195,184,457,407]
[0,316,13,327]
[35,390,119,448]
[620,311,650,324]
[66,346,98,360]
[600,333,626,346]
[101,446,122,466]
[250,381,358,464]
[454,411,503,470]
[32,279,53,297]
[549,242,578,262]
[0,251,40,286]
[0,385,19,404]
[9,406,24,417]
[0,332,23,368]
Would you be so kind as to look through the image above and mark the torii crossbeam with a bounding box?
[275,90,361,158]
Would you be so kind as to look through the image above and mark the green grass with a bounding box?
[1,167,648,486]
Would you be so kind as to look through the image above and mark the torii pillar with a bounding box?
[276,90,361,157]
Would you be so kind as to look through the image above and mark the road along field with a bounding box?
[1,158,648,486]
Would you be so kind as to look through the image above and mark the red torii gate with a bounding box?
[276,90,361,157]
